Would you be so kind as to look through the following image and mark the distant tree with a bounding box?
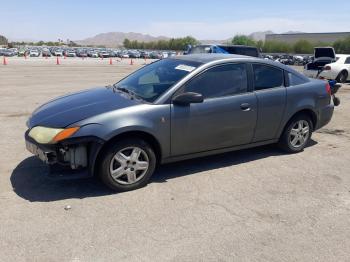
[68,41,80,47]
[263,40,292,53]
[123,38,131,48]
[123,36,198,51]
[333,37,350,54]
[293,40,313,54]
[232,35,256,46]
[0,35,8,45]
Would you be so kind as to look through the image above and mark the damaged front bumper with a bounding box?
[25,130,105,179]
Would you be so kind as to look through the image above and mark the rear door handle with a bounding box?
[240,103,251,111]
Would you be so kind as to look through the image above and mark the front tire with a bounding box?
[99,138,156,192]
[278,114,313,153]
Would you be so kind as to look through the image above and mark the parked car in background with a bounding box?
[53,49,63,56]
[98,50,110,58]
[313,54,350,83]
[303,47,337,78]
[276,55,294,65]
[1,49,16,56]
[186,44,261,58]
[42,49,51,57]
[17,49,26,57]
[29,49,40,57]
[149,51,162,59]
[24,54,335,192]
[66,50,77,57]
[140,51,150,59]
[88,50,99,58]
[128,50,141,58]
[76,50,88,58]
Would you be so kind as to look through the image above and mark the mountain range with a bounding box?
[76,32,169,47]
[75,31,305,47]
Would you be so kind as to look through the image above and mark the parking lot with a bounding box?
[1,57,350,261]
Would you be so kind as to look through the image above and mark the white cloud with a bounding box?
[145,18,350,39]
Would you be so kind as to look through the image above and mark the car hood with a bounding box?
[27,87,141,128]
[314,47,336,59]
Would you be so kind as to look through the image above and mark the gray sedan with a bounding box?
[25,54,334,191]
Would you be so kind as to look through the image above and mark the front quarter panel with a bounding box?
[71,104,171,158]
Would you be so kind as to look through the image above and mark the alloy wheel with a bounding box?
[109,146,149,185]
[289,120,310,148]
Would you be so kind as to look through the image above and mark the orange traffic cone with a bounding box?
[109,58,113,65]
[56,56,60,65]
[3,56,7,65]
[130,59,134,65]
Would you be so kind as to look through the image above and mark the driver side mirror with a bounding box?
[172,92,204,106]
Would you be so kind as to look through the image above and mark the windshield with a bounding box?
[114,59,202,102]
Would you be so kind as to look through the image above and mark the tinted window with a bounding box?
[345,57,350,64]
[288,72,307,86]
[253,64,284,90]
[183,64,247,99]
[219,46,259,57]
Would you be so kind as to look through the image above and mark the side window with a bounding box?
[288,72,307,86]
[345,57,350,64]
[183,64,247,99]
[253,64,284,91]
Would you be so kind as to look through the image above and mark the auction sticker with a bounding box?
[175,64,196,72]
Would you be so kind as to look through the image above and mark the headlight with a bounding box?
[28,126,79,144]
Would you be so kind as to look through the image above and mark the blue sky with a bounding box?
[1,0,350,41]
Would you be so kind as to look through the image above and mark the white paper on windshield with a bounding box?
[175,64,196,72]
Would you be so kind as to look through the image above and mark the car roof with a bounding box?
[170,53,254,63]
[169,54,306,79]
[170,53,288,67]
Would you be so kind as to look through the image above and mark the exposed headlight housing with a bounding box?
[28,126,79,144]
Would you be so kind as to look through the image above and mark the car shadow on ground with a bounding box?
[11,140,317,202]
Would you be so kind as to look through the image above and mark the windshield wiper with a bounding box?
[112,85,145,102]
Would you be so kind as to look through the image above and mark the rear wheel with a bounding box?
[99,138,156,192]
[336,70,348,83]
[278,114,313,153]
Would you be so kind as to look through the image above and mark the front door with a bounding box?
[170,63,258,156]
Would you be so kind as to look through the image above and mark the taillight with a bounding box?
[325,82,332,96]
[323,66,331,70]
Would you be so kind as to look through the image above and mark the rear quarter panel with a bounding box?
[277,79,329,137]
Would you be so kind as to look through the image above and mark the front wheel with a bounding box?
[278,115,313,153]
[99,138,156,192]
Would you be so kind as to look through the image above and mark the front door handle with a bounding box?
[240,103,251,111]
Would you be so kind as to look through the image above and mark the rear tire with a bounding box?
[336,70,348,83]
[278,114,313,153]
[99,138,156,192]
